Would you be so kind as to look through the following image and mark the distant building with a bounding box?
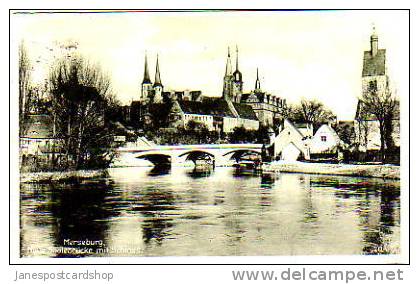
[168,97,259,133]
[20,114,63,167]
[354,27,400,152]
[240,69,286,126]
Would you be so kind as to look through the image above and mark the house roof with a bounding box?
[283,119,304,138]
[177,97,258,121]
[190,91,202,101]
[241,93,250,102]
[232,103,258,120]
[21,114,54,138]
[314,124,339,140]
[178,98,235,117]
[362,49,386,77]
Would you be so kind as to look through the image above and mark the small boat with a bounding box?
[234,161,257,170]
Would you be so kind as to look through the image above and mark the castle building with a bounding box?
[354,27,400,152]
[131,47,287,133]
[240,68,286,126]
[221,47,286,127]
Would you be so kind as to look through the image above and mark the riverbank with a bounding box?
[262,161,400,179]
[20,169,108,183]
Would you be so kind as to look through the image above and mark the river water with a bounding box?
[20,166,400,257]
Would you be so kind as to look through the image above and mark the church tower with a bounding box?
[361,26,387,99]
[222,47,234,101]
[153,55,163,103]
[141,52,152,103]
[232,46,243,103]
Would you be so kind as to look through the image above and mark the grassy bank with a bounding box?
[20,169,108,183]
[263,161,400,179]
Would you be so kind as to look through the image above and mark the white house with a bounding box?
[271,119,310,161]
[310,124,340,154]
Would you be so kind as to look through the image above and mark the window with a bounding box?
[368,80,378,93]
[321,136,327,142]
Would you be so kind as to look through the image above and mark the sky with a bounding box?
[12,10,409,120]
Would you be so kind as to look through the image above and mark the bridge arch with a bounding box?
[179,150,215,164]
[223,149,262,162]
[136,153,172,166]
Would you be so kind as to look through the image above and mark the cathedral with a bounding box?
[140,53,164,104]
[221,47,286,126]
[130,47,286,133]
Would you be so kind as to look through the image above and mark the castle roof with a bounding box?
[178,98,235,117]
[362,49,386,77]
[232,103,258,120]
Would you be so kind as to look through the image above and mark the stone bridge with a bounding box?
[116,143,263,166]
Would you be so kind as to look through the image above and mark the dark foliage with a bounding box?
[48,55,119,169]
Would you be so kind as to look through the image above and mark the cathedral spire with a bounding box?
[225,47,232,76]
[142,52,151,84]
[154,54,162,87]
[255,68,261,91]
[232,45,243,83]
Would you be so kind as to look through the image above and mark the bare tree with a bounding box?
[286,99,336,130]
[49,55,117,169]
[19,41,32,135]
[359,80,398,161]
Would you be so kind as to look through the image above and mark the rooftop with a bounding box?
[178,98,235,117]
[362,49,386,77]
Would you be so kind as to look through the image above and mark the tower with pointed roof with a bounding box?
[153,55,164,103]
[255,68,261,92]
[232,46,243,103]
[222,47,234,101]
[141,52,152,103]
[361,26,388,103]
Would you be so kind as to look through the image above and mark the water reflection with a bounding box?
[232,167,258,178]
[148,164,171,176]
[132,186,176,245]
[20,179,118,257]
[20,168,400,257]
[187,166,214,178]
[309,176,400,254]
